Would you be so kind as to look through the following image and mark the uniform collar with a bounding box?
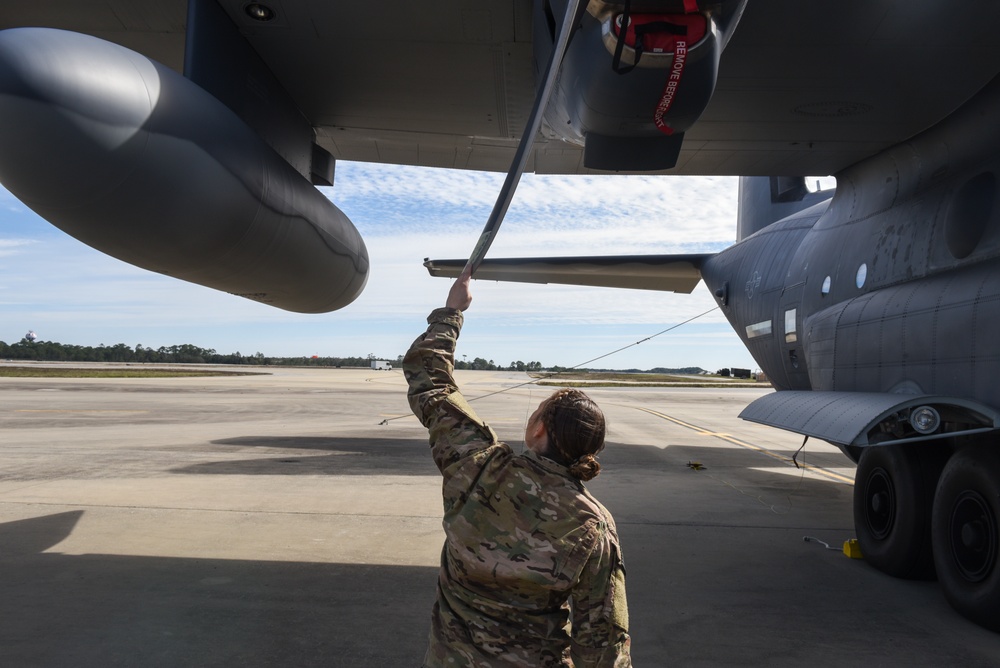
[523,448,574,478]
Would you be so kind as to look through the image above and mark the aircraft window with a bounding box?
[746,320,772,338]
[784,309,797,343]
[856,264,867,289]
[821,276,831,295]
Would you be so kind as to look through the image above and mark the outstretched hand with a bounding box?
[446,266,473,311]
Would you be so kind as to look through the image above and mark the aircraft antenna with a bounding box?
[464,0,587,276]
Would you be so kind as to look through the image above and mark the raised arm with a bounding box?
[403,268,498,474]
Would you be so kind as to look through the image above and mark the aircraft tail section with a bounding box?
[423,254,712,293]
[737,176,833,240]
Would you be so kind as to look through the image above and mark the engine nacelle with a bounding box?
[536,0,746,171]
[0,28,368,314]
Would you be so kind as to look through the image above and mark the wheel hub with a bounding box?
[872,491,887,514]
[866,468,895,540]
[950,491,998,583]
[961,521,985,550]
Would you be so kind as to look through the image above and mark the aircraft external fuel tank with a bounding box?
[0,28,368,314]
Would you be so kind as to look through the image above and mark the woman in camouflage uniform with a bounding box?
[404,269,631,667]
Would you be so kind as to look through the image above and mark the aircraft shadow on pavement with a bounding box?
[586,442,1000,662]
[172,432,860,536]
[583,437,856,523]
[172,434,857,509]
[4,461,996,664]
[172,436,440,476]
[0,511,437,667]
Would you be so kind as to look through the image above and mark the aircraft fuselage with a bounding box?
[699,73,1000,632]
[702,74,1000,409]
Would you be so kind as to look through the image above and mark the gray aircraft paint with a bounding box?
[702,72,1000,410]
[0,28,368,314]
[536,0,747,171]
[4,0,1000,634]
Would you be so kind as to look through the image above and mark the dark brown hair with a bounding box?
[537,388,607,481]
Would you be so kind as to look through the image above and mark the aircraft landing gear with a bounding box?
[853,444,947,579]
[932,445,1000,632]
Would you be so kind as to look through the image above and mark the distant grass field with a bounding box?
[526,371,765,388]
[0,367,265,378]
[536,381,764,388]
[530,372,696,382]
[530,371,759,382]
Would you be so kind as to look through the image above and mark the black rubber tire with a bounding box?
[932,445,1000,632]
[853,445,946,580]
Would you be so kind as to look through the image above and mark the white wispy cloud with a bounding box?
[0,238,36,257]
[331,162,738,252]
[0,165,756,370]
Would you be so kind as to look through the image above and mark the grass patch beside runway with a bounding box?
[531,372,712,382]
[0,367,266,378]
[531,372,765,387]
[536,381,763,388]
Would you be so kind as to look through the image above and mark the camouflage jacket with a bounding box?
[404,307,631,668]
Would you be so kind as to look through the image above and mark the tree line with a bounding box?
[0,338,539,369]
[1,337,708,374]
[1,338,270,365]
[455,357,544,371]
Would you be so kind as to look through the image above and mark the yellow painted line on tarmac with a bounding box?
[631,405,854,485]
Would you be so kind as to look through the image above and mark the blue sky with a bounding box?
[0,161,757,371]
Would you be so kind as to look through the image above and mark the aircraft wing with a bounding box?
[423,255,711,293]
[3,1,1000,177]
[3,1,1000,311]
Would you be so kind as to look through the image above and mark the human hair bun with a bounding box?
[569,454,601,482]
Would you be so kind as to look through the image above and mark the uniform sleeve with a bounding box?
[403,307,499,475]
[569,523,631,667]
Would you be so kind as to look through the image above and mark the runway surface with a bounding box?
[1,366,998,666]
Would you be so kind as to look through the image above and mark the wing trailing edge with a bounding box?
[423,254,713,293]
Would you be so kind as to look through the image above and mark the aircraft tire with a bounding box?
[931,445,1000,632]
[853,444,944,580]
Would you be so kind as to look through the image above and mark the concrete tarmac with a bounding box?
[1,366,998,666]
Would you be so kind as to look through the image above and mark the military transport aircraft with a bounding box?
[1,0,1000,632]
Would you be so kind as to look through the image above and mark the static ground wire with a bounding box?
[378,304,719,424]
[803,536,842,551]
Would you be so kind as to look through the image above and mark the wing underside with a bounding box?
[3,1,1000,177]
[423,254,712,293]
[740,391,1000,460]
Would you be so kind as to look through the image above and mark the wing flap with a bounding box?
[740,391,1000,453]
[423,254,712,293]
